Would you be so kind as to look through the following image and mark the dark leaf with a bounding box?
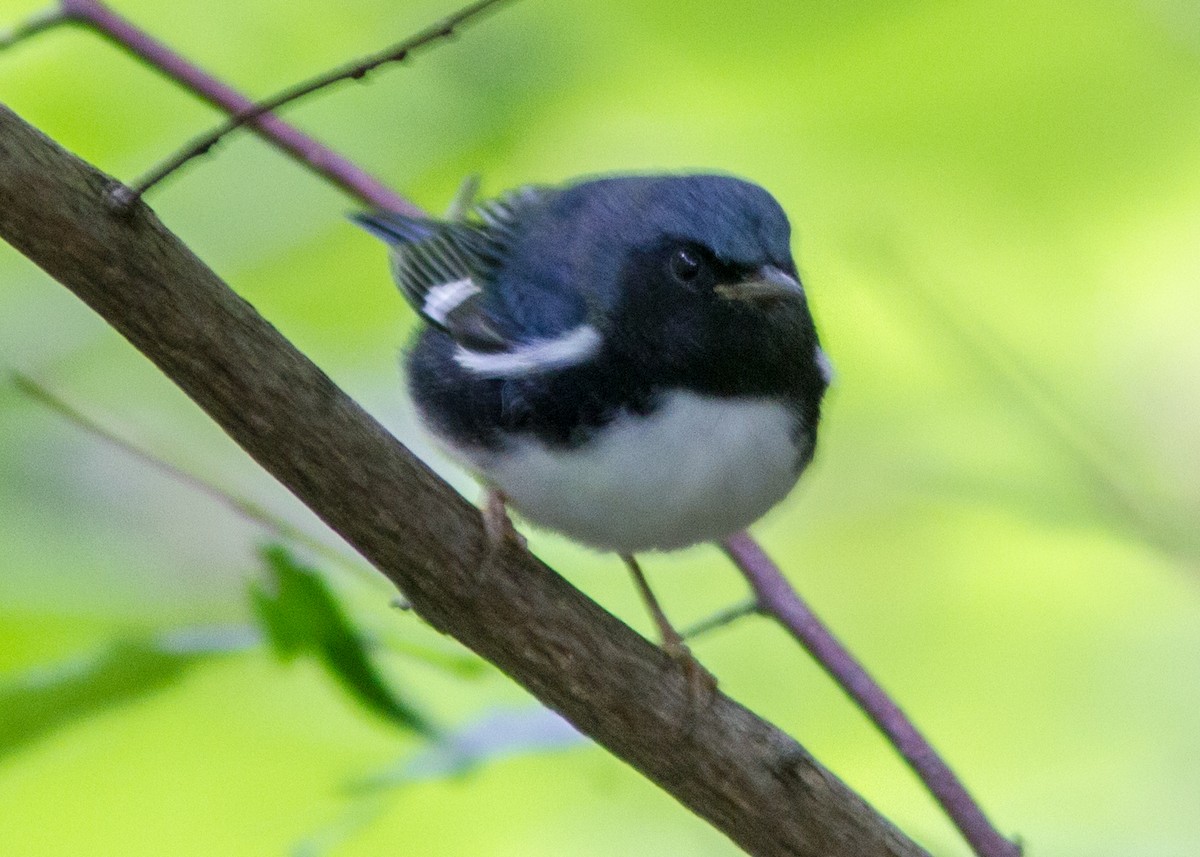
[0,626,255,760]
[251,545,437,736]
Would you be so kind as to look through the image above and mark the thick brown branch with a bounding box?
[0,106,930,857]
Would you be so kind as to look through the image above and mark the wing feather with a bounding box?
[351,186,547,353]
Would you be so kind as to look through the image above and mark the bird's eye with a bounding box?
[669,248,703,283]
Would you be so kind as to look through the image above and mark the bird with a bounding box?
[353,173,830,671]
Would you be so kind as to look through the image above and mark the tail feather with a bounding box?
[349,211,436,246]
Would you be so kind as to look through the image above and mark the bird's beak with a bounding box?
[715,265,804,303]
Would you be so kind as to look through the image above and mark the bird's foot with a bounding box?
[482,488,527,553]
[659,626,719,708]
[621,554,719,708]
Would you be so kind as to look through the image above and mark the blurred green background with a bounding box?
[1,0,1198,854]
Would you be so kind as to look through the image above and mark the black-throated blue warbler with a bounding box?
[354,174,830,667]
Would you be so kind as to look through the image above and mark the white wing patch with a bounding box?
[422,277,481,326]
[453,324,602,378]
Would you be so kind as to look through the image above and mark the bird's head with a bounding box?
[537,174,802,304]
[512,174,820,393]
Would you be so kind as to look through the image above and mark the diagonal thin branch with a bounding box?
[0,5,70,50]
[8,369,381,586]
[681,597,761,641]
[53,0,420,213]
[723,532,1021,857]
[100,0,515,207]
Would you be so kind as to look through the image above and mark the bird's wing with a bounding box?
[351,188,545,353]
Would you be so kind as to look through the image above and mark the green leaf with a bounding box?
[251,545,437,736]
[0,634,217,761]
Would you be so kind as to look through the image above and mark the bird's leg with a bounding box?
[621,554,717,701]
[482,488,527,551]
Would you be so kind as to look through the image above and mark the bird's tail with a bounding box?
[349,211,436,246]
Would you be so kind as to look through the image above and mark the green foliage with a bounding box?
[251,545,437,737]
[0,636,208,761]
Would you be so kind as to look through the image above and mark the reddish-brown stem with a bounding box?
[58,0,419,213]
[114,0,513,206]
[723,532,1021,857]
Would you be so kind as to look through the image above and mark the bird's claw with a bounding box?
[661,628,719,709]
[482,488,527,552]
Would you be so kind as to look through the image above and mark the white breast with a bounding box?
[464,391,806,554]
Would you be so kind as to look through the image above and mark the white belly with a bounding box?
[468,391,805,553]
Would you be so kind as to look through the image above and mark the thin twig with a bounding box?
[722,532,1022,857]
[681,597,760,641]
[52,0,415,213]
[103,0,514,208]
[0,5,69,50]
[10,370,382,588]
